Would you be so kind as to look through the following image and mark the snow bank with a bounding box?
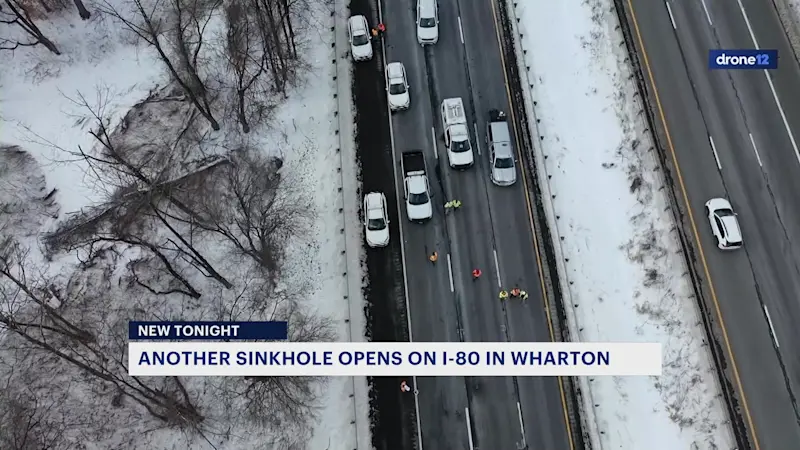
[505,0,735,448]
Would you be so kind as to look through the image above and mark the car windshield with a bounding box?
[389,82,406,95]
[451,140,470,153]
[367,217,386,230]
[494,157,514,169]
[715,208,735,217]
[419,17,436,28]
[353,34,369,46]
[409,191,429,205]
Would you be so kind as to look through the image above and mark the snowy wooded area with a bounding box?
[0,0,365,448]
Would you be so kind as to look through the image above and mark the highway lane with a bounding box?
[703,0,800,399]
[422,0,525,448]
[457,0,575,447]
[627,0,800,446]
[380,0,574,447]
[384,0,570,448]
[669,0,800,436]
[380,2,471,448]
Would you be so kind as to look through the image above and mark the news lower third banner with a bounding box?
[128,342,662,377]
[129,321,289,341]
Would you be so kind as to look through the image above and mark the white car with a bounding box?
[348,15,373,62]
[416,0,439,45]
[364,192,390,247]
[404,177,433,221]
[386,62,410,111]
[705,198,743,250]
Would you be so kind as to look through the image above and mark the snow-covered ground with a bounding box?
[0,0,368,448]
[505,0,735,448]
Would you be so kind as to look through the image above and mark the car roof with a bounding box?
[407,177,427,193]
[365,192,383,207]
[349,15,367,33]
[418,0,436,16]
[707,197,732,211]
[443,98,466,124]
[720,216,742,242]
[493,142,513,158]
[387,62,404,78]
[488,120,511,143]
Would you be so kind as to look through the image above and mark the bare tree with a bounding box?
[0,0,60,54]
[224,0,267,133]
[49,91,234,289]
[178,148,311,285]
[0,361,76,450]
[0,241,205,426]
[99,0,220,130]
[250,0,298,95]
[209,275,334,445]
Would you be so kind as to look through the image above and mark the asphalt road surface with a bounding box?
[626,0,800,447]
[379,0,574,448]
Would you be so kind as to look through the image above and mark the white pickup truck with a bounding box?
[441,98,474,169]
[401,150,433,222]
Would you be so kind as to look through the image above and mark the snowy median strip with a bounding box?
[506,0,735,448]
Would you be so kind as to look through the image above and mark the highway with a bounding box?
[624,0,800,447]
[378,0,574,448]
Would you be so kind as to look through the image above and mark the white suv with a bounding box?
[705,198,743,250]
[348,15,373,62]
[416,0,439,45]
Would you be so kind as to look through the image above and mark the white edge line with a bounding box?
[431,126,438,159]
[748,133,763,167]
[465,407,475,450]
[762,72,800,166]
[700,0,713,26]
[735,0,760,48]
[709,135,721,170]
[493,248,501,288]
[474,122,481,155]
[516,401,526,446]
[665,2,676,29]
[447,253,454,292]
[458,16,465,44]
[763,305,780,348]
[377,4,423,446]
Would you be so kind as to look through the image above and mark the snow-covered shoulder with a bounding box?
[508,0,734,448]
